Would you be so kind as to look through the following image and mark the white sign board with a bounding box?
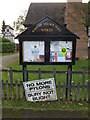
[23,78,57,102]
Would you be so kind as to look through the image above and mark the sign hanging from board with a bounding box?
[23,78,57,102]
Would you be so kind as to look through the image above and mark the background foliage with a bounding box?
[0,37,15,53]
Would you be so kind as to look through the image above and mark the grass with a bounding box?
[2,100,88,111]
[2,59,88,85]
[1,59,89,111]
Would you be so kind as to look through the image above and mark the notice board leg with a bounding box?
[23,65,28,82]
[66,64,72,100]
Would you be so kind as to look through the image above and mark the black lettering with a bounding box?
[43,90,53,95]
[36,80,52,86]
[26,83,34,87]
[32,97,38,101]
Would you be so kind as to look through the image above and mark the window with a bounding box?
[7,29,9,32]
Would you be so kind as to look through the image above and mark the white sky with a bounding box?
[0,0,89,31]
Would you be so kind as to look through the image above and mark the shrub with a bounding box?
[2,42,15,53]
[0,37,15,53]
[0,37,11,43]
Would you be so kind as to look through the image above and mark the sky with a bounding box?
[0,0,89,32]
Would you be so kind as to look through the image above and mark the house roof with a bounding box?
[24,3,66,27]
[5,25,14,30]
[16,16,80,39]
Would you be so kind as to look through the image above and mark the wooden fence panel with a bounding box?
[1,67,89,102]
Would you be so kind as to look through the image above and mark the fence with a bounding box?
[1,67,90,102]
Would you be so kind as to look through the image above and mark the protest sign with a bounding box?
[23,78,57,102]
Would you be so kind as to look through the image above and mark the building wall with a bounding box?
[66,3,88,59]
[5,26,13,34]
[5,26,14,43]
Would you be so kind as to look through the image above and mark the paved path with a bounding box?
[2,108,88,118]
[0,53,19,68]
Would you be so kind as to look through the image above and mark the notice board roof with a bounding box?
[23,3,66,27]
[16,16,80,39]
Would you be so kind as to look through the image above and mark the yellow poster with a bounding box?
[61,48,67,56]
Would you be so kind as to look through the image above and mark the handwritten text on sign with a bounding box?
[23,78,57,102]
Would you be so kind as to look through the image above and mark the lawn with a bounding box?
[2,59,89,111]
[2,100,88,111]
[2,59,88,85]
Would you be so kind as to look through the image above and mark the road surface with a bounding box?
[0,53,19,69]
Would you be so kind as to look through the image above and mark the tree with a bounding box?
[67,3,88,31]
[13,10,27,36]
[1,20,5,37]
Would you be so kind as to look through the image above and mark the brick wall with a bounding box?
[66,2,88,59]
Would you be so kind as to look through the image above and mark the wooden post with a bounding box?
[20,81,23,100]
[39,68,41,79]
[66,64,72,100]
[58,82,60,101]
[6,80,9,100]
[82,67,86,101]
[10,67,13,99]
[15,81,18,100]
[77,82,80,102]
[72,82,75,101]
[10,67,13,86]
[53,68,56,85]
[23,65,28,82]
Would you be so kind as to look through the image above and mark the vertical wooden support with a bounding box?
[82,67,86,101]
[82,67,86,85]
[53,68,56,85]
[23,65,27,82]
[20,81,23,100]
[39,68,41,79]
[10,67,13,85]
[15,81,18,100]
[66,64,72,100]
[6,80,9,100]
[62,82,66,101]
[58,82,60,101]
[72,82,75,101]
[2,80,4,100]
[77,82,80,101]
[10,67,13,99]
[88,82,90,103]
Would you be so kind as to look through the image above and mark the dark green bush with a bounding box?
[0,37,15,53]
[2,42,15,53]
[0,37,11,43]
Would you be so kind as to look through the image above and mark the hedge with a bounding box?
[0,37,15,53]
[1,42,15,53]
[0,37,11,43]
